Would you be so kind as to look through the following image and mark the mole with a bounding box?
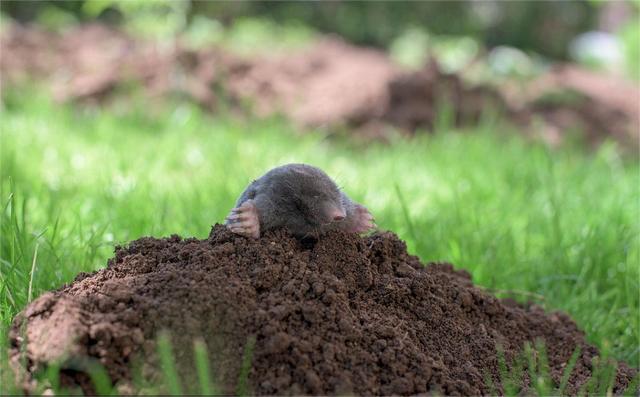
[225,164,377,239]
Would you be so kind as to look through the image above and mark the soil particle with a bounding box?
[9,225,638,395]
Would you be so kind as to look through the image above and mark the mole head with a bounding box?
[287,165,346,225]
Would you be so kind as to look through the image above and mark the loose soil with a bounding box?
[2,23,638,148]
[9,226,637,395]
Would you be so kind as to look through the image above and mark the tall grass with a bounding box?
[1,87,638,376]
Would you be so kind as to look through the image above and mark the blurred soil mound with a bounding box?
[2,23,638,146]
[10,225,637,395]
[504,64,640,147]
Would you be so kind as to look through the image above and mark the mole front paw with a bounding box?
[225,200,260,239]
[348,204,378,234]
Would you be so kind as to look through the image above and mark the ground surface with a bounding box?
[2,86,638,378]
[10,226,637,395]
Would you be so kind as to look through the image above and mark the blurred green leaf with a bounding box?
[81,0,115,19]
[182,15,224,50]
[389,27,430,69]
[618,18,640,80]
[37,4,78,30]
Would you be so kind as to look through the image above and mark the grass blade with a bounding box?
[394,183,418,242]
[156,331,183,395]
[559,344,582,395]
[0,270,16,309]
[0,227,48,298]
[10,177,16,287]
[35,360,62,395]
[87,361,114,396]
[28,243,39,302]
[194,338,214,395]
[62,356,114,395]
[236,335,256,396]
[496,343,521,396]
[484,370,497,397]
[622,373,639,397]
[496,344,509,395]
[524,342,538,394]
[623,263,640,345]
[577,356,599,396]
[534,339,552,396]
[597,359,617,397]
[2,192,13,216]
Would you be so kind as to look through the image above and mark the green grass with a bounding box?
[1,87,638,390]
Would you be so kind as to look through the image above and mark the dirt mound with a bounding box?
[0,23,475,133]
[180,35,399,128]
[0,23,174,103]
[9,226,637,395]
[503,63,640,147]
[2,23,638,147]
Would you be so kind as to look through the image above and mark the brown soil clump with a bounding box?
[9,226,637,395]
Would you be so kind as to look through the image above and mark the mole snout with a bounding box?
[331,211,346,222]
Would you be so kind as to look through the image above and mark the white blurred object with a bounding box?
[488,46,536,78]
[569,31,623,71]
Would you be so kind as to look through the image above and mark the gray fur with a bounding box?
[227,164,369,238]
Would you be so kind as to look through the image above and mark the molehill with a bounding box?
[9,225,637,395]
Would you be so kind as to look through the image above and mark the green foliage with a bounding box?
[87,0,191,41]
[223,17,317,54]
[0,86,638,388]
[190,1,597,61]
[431,36,480,74]
[81,0,180,19]
[36,3,79,30]
[461,339,638,396]
[3,2,637,80]
[618,18,640,80]
[1,331,225,395]
[496,340,634,396]
[2,1,603,61]
[389,28,431,69]
[497,344,525,396]
[182,16,319,54]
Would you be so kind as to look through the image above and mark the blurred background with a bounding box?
[0,0,640,65]
[1,0,639,368]
[2,0,639,71]
[2,0,639,146]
